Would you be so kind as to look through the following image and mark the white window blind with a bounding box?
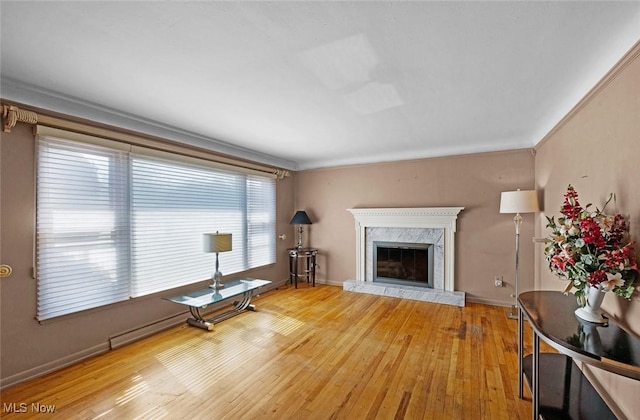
[36,137,131,320]
[36,134,276,320]
[131,155,246,297]
[247,175,277,267]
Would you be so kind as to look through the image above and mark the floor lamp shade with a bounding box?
[500,190,539,214]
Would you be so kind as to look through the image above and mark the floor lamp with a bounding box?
[500,189,539,319]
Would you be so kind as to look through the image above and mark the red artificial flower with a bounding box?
[606,214,629,246]
[588,270,607,286]
[624,242,638,271]
[551,254,575,272]
[580,217,605,248]
[560,186,582,219]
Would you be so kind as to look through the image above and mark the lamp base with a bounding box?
[209,271,225,289]
[296,225,304,249]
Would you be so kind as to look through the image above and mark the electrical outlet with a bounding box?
[494,276,503,287]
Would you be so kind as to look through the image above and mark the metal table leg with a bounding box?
[310,253,316,287]
[533,333,540,420]
[292,253,299,288]
[518,306,524,398]
[186,290,258,331]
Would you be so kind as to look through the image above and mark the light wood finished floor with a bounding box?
[1,284,539,419]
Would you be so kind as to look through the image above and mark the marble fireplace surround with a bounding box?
[344,207,465,307]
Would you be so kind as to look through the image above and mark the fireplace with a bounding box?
[344,207,465,307]
[373,241,434,288]
[366,226,444,288]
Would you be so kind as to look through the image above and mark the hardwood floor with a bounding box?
[1,284,537,419]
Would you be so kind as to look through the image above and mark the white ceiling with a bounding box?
[1,1,639,171]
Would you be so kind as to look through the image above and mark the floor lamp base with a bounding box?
[506,305,518,319]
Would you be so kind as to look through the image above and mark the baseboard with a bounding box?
[0,342,109,390]
[311,279,343,287]
[109,313,188,349]
[466,295,513,307]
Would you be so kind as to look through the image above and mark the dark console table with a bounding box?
[518,291,640,419]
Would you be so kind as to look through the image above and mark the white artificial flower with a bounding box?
[602,272,625,291]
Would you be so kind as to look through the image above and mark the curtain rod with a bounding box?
[2,103,290,180]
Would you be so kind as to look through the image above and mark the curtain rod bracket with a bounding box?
[273,169,290,180]
[2,105,38,133]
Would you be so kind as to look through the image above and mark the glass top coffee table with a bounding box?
[163,278,271,330]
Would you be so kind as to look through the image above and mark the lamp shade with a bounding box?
[289,210,312,225]
[500,190,539,214]
[203,232,233,253]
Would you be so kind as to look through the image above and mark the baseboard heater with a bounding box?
[109,312,187,350]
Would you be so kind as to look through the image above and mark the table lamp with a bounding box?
[289,210,312,248]
[500,189,539,319]
[203,231,232,289]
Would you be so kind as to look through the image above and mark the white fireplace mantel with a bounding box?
[347,207,464,292]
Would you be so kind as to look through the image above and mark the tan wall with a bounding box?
[293,149,536,305]
[0,123,294,387]
[534,42,640,417]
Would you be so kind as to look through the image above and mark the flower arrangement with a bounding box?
[545,185,637,305]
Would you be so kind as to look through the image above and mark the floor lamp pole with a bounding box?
[506,213,523,319]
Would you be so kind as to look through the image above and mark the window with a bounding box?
[36,134,276,321]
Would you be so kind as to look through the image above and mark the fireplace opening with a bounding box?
[373,241,434,288]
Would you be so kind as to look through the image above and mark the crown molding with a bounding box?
[0,78,297,171]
